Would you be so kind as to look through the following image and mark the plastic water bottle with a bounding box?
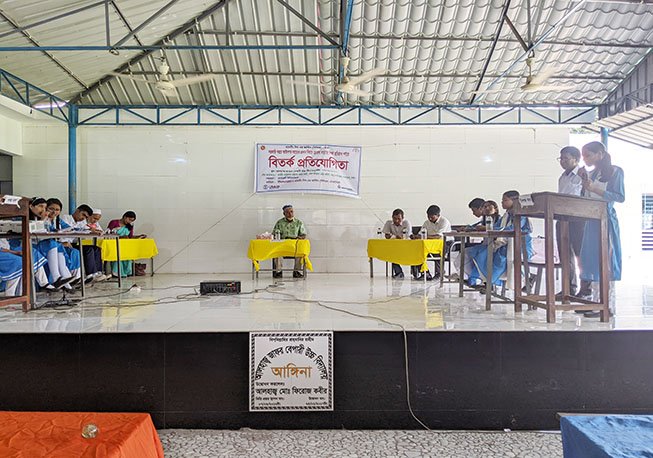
[274,229,281,240]
[420,227,427,240]
[484,215,493,231]
[402,228,408,240]
[377,227,383,238]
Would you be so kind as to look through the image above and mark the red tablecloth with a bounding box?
[0,411,164,458]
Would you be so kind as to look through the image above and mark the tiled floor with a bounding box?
[0,273,651,333]
[157,429,563,457]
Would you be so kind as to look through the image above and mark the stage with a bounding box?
[1,274,652,332]
[0,274,652,430]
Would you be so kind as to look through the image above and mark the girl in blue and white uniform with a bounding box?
[465,190,533,287]
[44,198,82,288]
[578,142,625,317]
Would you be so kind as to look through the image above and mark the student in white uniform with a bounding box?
[411,205,452,280]
[83,209,107,282]
[1,236,53,295]
[556,146,587,297]
[44,199,84,288]
[382,209,411,279]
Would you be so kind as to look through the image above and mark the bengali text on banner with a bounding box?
[255,143,362,197]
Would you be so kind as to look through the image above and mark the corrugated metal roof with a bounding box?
[593,104,653,149]
[0,0,651,107]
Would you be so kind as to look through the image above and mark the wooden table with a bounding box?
[513,192,610,323]
[0,197,32,312]
[442,230,515,311]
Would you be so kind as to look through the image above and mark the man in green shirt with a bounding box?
[272,204,307,278]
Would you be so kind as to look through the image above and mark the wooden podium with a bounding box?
[0,197,33,312]
[513,192,610,323]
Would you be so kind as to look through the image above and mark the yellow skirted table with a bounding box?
[247,239,313,276]
[83,238,158,261]
[367,239,444,276]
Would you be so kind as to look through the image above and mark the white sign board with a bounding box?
[255,143,361,197]
[249,332,333,411]
[519,194,535,207]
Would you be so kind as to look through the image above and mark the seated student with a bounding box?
[86,209,103,232]
[382,209,412,279]
[450,199,496,279]
[271,205,307,278]
[472,200,500,231]
[0,238,52,296]
[59,203,106,283]
[44,199,86,287]
[10,198,76,290]
[464,190,533,287]
[83,209,108,282]
[410,205,452,280]
[462,198,486,230]
[108,211,144,278]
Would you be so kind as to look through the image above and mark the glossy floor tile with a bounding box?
[0,274,651,333]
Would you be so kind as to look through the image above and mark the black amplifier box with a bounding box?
[200,281,241,295]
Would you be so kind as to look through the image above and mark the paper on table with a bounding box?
[0,195,20,206]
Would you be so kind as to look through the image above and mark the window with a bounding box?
[642,194,653,251]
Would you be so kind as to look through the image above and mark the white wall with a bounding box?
[0,108,23,156]
[570,133,653,283]
[13,124,570,273]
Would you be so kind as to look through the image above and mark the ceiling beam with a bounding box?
[0,0,106,40]
[473,0,590,104]
[469,0,513,104]
[195,30,652,49]
[69,0,230,104]
[122,70,623,80]
[111,0,180,49]
[337,0,355,104]
[274,0,339,47]
[504,14,529,52]
[0,10,88,90]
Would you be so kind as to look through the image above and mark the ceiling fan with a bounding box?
[474,56,576,94]
[110,56,216,97]
[293,56,386,97]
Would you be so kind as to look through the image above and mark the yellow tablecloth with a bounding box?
[247,239,313,271]
[367,239,444,272]
[83,238,158,261]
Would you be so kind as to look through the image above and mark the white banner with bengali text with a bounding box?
[255,143,361,197]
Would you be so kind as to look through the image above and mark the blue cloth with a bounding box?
[5,242,49,273]
[468,212,533,285]
[0,251,22,282]
[580,166,625,282]
[62,246,81,271]
[0,246,48,283]
[561,415,653,458]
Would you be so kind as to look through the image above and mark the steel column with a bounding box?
[601,127,610,147]
[68,105,78,212]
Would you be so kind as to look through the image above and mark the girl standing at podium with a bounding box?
[578,141,625,317]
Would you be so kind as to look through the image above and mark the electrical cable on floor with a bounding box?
[15,273,436,429]
[262,284,434,430]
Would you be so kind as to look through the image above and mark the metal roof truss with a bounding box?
[76,104,597,126]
